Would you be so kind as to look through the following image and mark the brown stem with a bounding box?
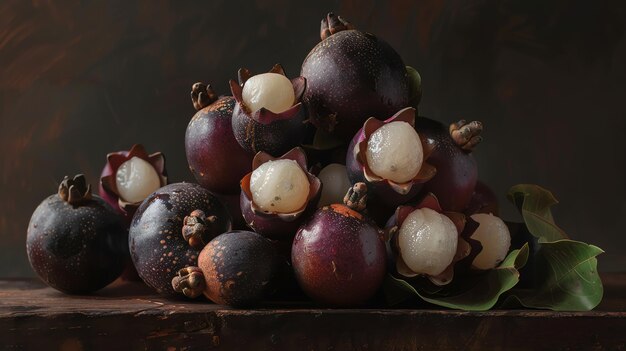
[343,182,368,212]
[171,267,205,298]
[449,120,483,152]
[191,82,218,111]
[182,209,217,249]
[58,174,92,205]
[320,13,355,40]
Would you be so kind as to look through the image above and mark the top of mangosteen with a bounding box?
[449,119,483,152]
[320,12,355,40]
[58,174,93,205]
[191,82,218,111]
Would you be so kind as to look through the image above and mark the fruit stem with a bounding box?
[343,182,368,212]
[182,209,217,249]
[172,266,205,298]
[449,120,483,152]
[58,174,92,205]
[320,13,355,40]
[191,82,218,111]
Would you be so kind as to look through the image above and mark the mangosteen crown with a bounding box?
[354,107,436,195]
[320,12,355,40]
[58,174,92,205]
[449,119,483,152]
[191,82,218,111]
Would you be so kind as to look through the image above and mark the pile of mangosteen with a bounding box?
[27,13,513,307]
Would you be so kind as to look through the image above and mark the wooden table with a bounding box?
[1,274,625,350]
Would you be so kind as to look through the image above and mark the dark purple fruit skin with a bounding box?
[465,180,499,216]
[26,195,128,294]
[215,192,248,230]
[199,231,280,307]
[301,30,409,139]
[231,102,308,157]
[129,183,231,295]
[186,97,252,194]
[416,117,478,212]
[291,205,386,306]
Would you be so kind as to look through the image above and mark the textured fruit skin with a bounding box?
[186,97,252,194]
[301,30,409,139]
[416,117,478,212]
[231,102,308,157]
[129,183,231,295]
[26,195,128,294]
[198,231,280,307]
[291,205,386,306]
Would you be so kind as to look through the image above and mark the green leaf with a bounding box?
[406,66,422,108]
[507,184,568,242]
[383,244,529,311]
[507,240,604,311]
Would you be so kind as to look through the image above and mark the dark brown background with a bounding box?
[1,0,625,277]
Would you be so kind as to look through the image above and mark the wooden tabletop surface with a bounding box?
[1,273,625,350]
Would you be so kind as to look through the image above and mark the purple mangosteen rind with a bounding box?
[291,204,387,306]
[185,94,253,194]
[27,175,129,294]
[99,144,168,221]
[240,147,322,240]
[129,183,232,296]
[229,65,309,156]
[301,14,410,139]
[346,107,436,208]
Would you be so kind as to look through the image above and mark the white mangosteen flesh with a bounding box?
[317,163,352,207]
[398,208,458,276]
[470,213,511,270]
[242,73,295,113]
[366,121,423,183]
[250,159,310,213]
[115,157,161,203]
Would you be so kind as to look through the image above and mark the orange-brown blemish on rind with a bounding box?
[199,240,225,304]
[329,204,362,220]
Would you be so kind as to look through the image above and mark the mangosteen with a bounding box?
[230,64,308,156]
[185,83,253,194]
[240,147,321,241]
[465,180,499,216]
[129,183,231,295]
[346,107,436,209]
[99,144,168,224]
[468,213,511,270]
[291,183,387,306]
[385,193,481,286]
[171,230,281,307]
[26,175,128,294]
[416,117,483,212]
[301,13,410,139]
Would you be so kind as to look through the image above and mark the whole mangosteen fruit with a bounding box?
[27,175,128,294]
[129,182,231,295]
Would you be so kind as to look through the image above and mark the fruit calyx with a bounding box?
[182,209,217,249]
[449,120,483,152]
[191,82,218,111]
[58,174,92,205]
[343,182,368,212]
[320,12,355,40]
[171,266,205,298]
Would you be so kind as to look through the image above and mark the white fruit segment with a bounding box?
[115,157,161,203]
[366,121,423,183]
[470,213,511,270]
[398,208,458,276]
[242,73,295,113]
[317,163,352,207]
[250,159,310,213]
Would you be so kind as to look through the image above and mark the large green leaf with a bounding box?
[507,184,568,242]
[383,244,529,311]
[506,184,604,311]
[507,240,604,311]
